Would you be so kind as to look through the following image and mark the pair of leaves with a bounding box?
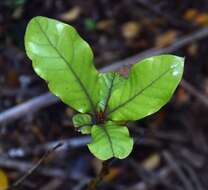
[25,16,184,160]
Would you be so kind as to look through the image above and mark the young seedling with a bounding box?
[25,16,184,161]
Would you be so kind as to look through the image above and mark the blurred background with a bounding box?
[0,0,208,190]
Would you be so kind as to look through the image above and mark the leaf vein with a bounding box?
[107,68,171,116]
[35,19,96,113]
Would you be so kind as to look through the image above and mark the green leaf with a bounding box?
[25,16,185,161]
[88,122,133,160]
[107,55,184,121]
[72,113,92,134]
[97,72,125,111]
[25,16,99,113]
[84,18,97,31]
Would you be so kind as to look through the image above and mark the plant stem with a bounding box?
[86,161,110,190]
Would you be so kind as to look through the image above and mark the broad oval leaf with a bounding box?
[88,122,133,160]
[72,113,92,134]
[107,55,184,121]
[25,16,99,113]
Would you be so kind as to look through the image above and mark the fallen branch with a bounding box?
[163,151,195,190]
[0,157,67,179]
[101,26,208,72]
[0,92,58,124]
[136,0,191,29]
[6,136,91,158]
[1,26,208,124]
[8,143,63,190]
[181,80,208,107]
[39,179,63,190]
[125,166,172,190]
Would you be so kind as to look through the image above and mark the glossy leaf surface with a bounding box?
[88,122,133,160]
[107,55,184,121]
[25,16,99,113]
[25,16,185,161]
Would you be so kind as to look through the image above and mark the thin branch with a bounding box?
[136,0,191,29]
[101,26,208,72]
[6,136,91,158]
[7,143,63,190]
[39,179,63,190]
[179,161,204,190]
[0,92,58,124]
[126,166,173,190]
[0,157,67,178]
[163,151,195,190]
[181,80,208,107]
[1,26,208,124]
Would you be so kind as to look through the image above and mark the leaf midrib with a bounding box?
[100,125,115,157]
[35,19,96,113]
[103,73,116,113]
[107,68,171,116]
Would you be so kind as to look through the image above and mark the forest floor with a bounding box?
[0,0,208,190]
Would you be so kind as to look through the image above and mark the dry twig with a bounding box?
[163,151,195,190]
[6,136,91,158]
[6,143,63,190]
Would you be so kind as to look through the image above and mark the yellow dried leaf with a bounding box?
[155,31,178,48]
[142,154,160,170]
[187,43,198,57]
[183,9,198,21]
[122,21,140,39]
[176,87,190,105]
[0,169,9,190]
[195,13,208,26]
[60,6,81,21]
[97,20,114,30]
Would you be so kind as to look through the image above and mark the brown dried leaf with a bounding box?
[187,43,198,57]
[155,30,178,48]
[183,9,198,21]
[122,21,141,39]
[176,87,190,105]
[97,20,114,31]
[151,111,166,126]
[59,6,81,22]
[7,70,19,87]
[195,13,208,26]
